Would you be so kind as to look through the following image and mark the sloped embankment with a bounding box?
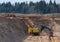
[0,16,60,42]
[0,17,28,42]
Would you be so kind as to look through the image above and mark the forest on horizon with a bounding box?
[0,0,60,14]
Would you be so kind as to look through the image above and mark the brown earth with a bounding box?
[0,14,60,42]
[0,17,29,42]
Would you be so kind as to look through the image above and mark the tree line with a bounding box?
[0,0,60,14]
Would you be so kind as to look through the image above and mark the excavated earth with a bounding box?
[0,14,60,42]
[0,17,28,42]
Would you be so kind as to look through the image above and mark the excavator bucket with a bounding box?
[49,32,53,37]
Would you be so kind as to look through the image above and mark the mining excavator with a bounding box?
[22,17,53,36]
[23,18,54,42]
[22,18,40,36]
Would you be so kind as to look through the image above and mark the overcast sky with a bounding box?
[0,0,60,4]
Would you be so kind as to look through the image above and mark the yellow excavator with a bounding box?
[23,18,40,36]
[27,25,40,36]
[22,17,53,36]
[22,17,55,42]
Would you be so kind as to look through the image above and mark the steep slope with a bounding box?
[0,17,28,42]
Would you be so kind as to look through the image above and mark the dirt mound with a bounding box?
[0,17,28,42]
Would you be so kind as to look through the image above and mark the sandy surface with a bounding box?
[0,14,60,42]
